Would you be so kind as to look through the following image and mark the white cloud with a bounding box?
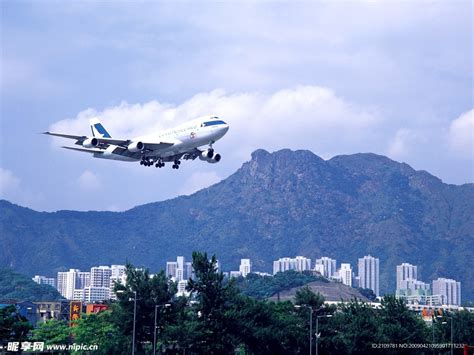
[77,170,101,190]
[49,86,380,161]
[449,110,474,156]
[180,171,222,196]
[387,128,423,159]
[0,168,21,197]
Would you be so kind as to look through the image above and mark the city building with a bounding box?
[353,275,360,288]
[32,275,56,288]
[358,255,379,297]
[109,265,127,300]
[90,266,112,288]
[273,256,311,274]
[314,257,337,278]
[399,279,430,293]
[432,278,461,306]
[76,271,91,289]
[57,269,79,300]
[339,263,353,287]
[34,300,70,322]
[239,259,252,277]
[166,256,193,282]
[396,263,417,290]
[177,280,190,297]
[57,269,90,300]
[74,286,110,303]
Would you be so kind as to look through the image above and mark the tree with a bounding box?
[31,319,70,345]
[113,263,176,353]
[185,252,240,353]
[377,295,429,349]
[294,285,325,310]
[72,311,125,355]
[232,296,306,354]
[0,305,32,342]
[357,287,377,301]
[321,300,381,354]
[435,310,474,346]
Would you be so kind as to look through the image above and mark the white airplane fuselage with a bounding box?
[95,115,229,162]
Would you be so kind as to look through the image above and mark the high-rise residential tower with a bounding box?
[358,255,380,297]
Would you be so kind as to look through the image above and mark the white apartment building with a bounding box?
[432,278,461,306]
[76,271,90,289]
[73,286,110,303]
[314,257,337,278]
[90,266,112,288]
[57,269,79,300]
[32,275,56,288]
[399,279,430,293]
[177,280,190,297]
[358,255,380,297]
[109,265,126,300]
[239,259,252,277]
[166,256,193,282]
[339,263,353,287]
[396,263,418,290]
[273,256,311,275]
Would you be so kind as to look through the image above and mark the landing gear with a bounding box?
[155,160,165,168]
[172,159,181,169]
[140,157,154,167]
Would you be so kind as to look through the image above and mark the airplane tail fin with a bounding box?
[90,117,112,138]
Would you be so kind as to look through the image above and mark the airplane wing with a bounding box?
[43,132,87,140]
[61,146,104,154]
[44,132,174,151]
[91,138,175,151]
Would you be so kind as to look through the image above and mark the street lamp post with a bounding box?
[316,315,332,355]
[154,304,171,355]
[116,290,137,355]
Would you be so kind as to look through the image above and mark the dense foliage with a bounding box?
[0,305,32,343]
[0,268,63,301]
[3,252,473,354]
[1,150,473,300]
[235,270,328,299]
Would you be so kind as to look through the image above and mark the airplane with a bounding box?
[44,115,229,169]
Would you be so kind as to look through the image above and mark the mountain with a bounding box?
[0,149,473,299]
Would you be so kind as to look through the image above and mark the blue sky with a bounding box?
[1,1,472,211]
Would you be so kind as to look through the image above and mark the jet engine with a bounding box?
[128,141,144,152]
[199,148,214,161]
[82,137,98,148]
[207,153,221,164]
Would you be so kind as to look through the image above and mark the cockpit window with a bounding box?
[202,120,226,127]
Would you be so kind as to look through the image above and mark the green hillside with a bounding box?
[0,268,63,301]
